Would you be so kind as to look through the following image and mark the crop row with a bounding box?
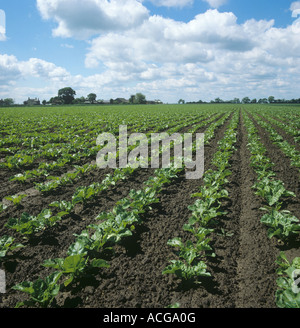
[243,110,300,308]
[162,111,239,285]
[249,112,300,173]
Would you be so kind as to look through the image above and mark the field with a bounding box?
[0,104,300,308]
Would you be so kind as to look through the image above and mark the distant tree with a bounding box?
[110,99,114,104]
[87,93,97,103]
[251,98,257,103]
[214,97,223,103]
[232,98,240,104]
[258,98,268,104]
[50,96,64,105]
[73,96,86,104]
[42,100,47,105]
[268,96,275,103]
[129,95,136,104]
[4,98,14,106]
[242,97,250,104]
[0,98,14,106]
[178,99,185,104]
[58,87,76,104]
[135,93,146,104]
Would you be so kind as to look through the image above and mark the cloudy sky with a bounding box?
[0,0,300,104]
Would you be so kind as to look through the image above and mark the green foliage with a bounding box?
[253,178,295,207]
[0,203,7,213]
[58,87,76,105]
[4,194,27,208]
[43,254,108,287]
[162,260,210,281]
[13,271,62,308]
[275,252,300,308]
[0,235,24,260]
[5,209,62,235]
[260,208,300,240]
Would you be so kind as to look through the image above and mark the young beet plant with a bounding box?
[4,194,27,208]
[0,235,24,261]
[13,254,109,308]
[0,203,7,213]
[43,254,109,287]
[162,237,212,282]
[275,252,300,308]
[13,271,62,308]
[5,209,63,236]
[260,208,300,240]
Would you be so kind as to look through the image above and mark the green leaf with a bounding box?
[63,254,87,274]
[167,238,184,248]
[90,258,110,268]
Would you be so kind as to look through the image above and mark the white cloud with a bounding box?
[0,55,21,85]
[3,5,300,103]
[290,1,300,17]
[85,10,270,70]
[0,9,6,41]
[0,54,76,101]
[82,9,300,102]
[36,0,149,39]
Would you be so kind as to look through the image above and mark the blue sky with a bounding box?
[0,0,300,103]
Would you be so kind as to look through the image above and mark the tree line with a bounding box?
[0,87,151,107]
[47,88,148,105]
[183,96,300,105]
[1,88,300,107]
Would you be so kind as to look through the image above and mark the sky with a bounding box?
[0,0,300,104]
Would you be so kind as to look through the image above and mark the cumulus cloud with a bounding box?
[36,0,149,39]
[0,55,21,85]
[3,4,300,103]
[0,55,72,87]
[290,1,300,17]
[85,10,270,70]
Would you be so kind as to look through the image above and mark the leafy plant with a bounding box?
[10,173,28,183]
[162,259,210,281]
[118,188,159,213]
[43,254,109,287]
[275,252,300,308]
[260,208,300,240]
[253,178,295,207]
[188,199,226,227]
[49,200,74,216]
[0,235,24,260]
[0,203,7,213]
[162,237,212,281]
[6,209,62,235]
[12,271,62,308]
[72,184,100,205]
[4,194,27,208]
